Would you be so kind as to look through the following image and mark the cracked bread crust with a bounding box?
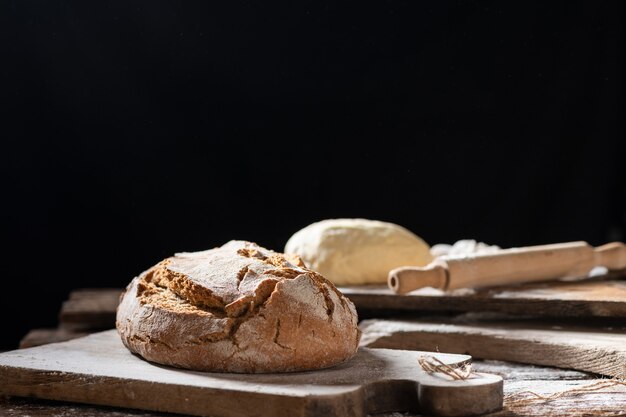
[116,240,361,373]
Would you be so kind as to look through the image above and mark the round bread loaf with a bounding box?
[284,218,433,285]
[116,240,360,373]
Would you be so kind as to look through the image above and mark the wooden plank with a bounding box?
[19,328,90,348]
[341,278,626,318]
[473,361,626,417]
[0,330,503,417]
[54,279,626,333]
[58,289,121,330]
[360,319,626,378]
[471,360,594,382]
[495,379,626,416]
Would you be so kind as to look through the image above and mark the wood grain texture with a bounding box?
[0,330,503,417]
[476,361,626,417]
[497,379,626,417]
[341,278,626,318]
[360,319,626,378]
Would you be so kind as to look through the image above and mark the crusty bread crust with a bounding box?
[116,241,360,373]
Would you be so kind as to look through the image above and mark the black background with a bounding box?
[2,1,624,349]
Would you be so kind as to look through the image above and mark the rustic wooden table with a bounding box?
[2,359,625,416]
[4,288,626,416]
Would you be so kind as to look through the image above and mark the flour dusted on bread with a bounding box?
[116,241,360,373]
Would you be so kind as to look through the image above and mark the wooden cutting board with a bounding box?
[0,330,502,417]
[340,278,626,318]
[360,318,626,378]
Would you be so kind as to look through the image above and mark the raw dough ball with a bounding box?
[284,219,432,285]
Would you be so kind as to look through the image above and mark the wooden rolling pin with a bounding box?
[388,241,626,294]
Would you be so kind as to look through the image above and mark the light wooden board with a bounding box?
[340,278,626,318]
[0,330,502,417]
[360,319,626,378]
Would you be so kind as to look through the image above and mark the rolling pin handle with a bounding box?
[388,261,449,294]
[594,242,626,270]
